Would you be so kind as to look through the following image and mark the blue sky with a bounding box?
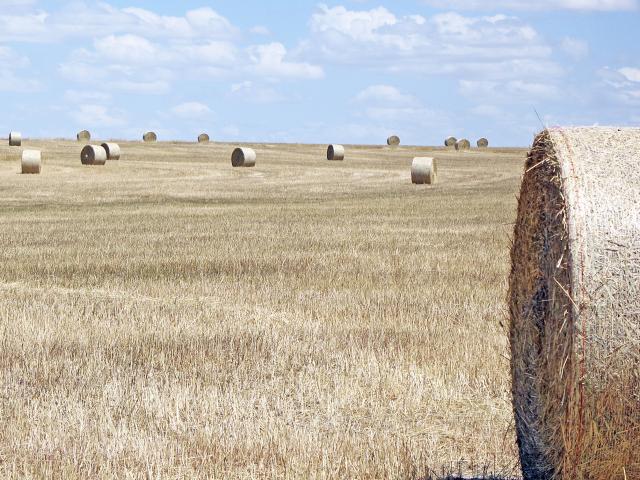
[0,0,638,146]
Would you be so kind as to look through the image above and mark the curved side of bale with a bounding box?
[198,133,210,143]
[81,145,107,166]
[143,132,157,143]
[231,147,256,168]
[509,127,640,480]
[21,150,41,174]
[77,130,91,142]
[101,143,121,160]
[445,137,457,147]
[477,138,489,148]
[387,135,400,146]
[455,139,470,150]
[411,157,437,185]
[9,132,22,147]
[327,144,345,161]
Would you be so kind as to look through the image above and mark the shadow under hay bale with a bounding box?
[327,144,345,161]
[509,127,640,480]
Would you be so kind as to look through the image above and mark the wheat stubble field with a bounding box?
[0,140,526,479]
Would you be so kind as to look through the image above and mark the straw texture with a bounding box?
[509,127,640,480]
[231,147,256,168]
[101,143,121,161]
[387,135,400,146]
[77,130,91,142]
[445,137,457,148]
[455,139,470,150]
[81,145,107,166]
[143,132,157,143]
[477,138,489,148]
[198,134,210,143]
[9,132,22,147]
[327,144,345,161]
[21,150,41,174]
[411,157,437,185]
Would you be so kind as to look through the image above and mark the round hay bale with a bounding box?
[21,150,41,174]
[509,127,640,480]
[445,136,457,148]
[327,144,345,161]
[81,145,107,166]
[198,133,210,143]
[231,147,256,168]
[77,130,91,142]
[101,142,121,161]
[411,157,437,185]
[455,139,470,150]
[143,132,157,143]
[387,135,400,146]
[477,138,489,148]
[9,132,22,147]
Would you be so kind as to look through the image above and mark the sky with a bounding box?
[0,0,638,146]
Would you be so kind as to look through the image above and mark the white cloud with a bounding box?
[70,104,127,128]
[422,0,638,10]
[170,102,211,118]
[230,81,286,103]
[619,67,640,82]
[94,35,159,64]
[248,43,324,79]
[561,37,589,60]
[354,85,415,105]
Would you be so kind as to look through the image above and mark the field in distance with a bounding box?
[0,140,526,479]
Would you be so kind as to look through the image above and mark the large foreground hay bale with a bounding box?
[387,135,400,146]
[509,127,640,480]
[77,130,91,142]
[81,145,107,166]
[455,139,470,150]
[143,132,157,143]
[231,147,256,168]
[9,132,21,146]
[445,136,457,148]
[327,144,345,161]
[21,150,41,174]
[101,143,120,160]
[477,137,489,148]
[198,133,210,143]
[411,157,437,185]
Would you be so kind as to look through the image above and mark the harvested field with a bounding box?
[0,140,527,479]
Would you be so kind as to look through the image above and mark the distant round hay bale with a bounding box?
[327,144,345,161]
[411,157,437,185]
[477,138,489,148]
[509,127,640,480]
[387,135,400,146]
[445,137,457,147]
[101,142,121,161]
[231,147,256,168]
[9,132,22,147]
[455,139,471,150]
[143,132,157,143]
[198,133,210,143]
[21,150,41,174]
[77,130,91,142]
[81,145,107,166]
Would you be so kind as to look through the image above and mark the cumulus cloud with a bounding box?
[248,43,324,79]
[170,102,211,118]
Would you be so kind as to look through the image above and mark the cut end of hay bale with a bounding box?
[9,132,22,147]
[445,137,457,147]
[387,135,400,146]
[77,130,91,142]
[231,147,256,168]
[411,157,437,185]
[198,133,210,143]
[101,142,121,161]
[509,127,640,480]
[21,150,41,174]
[81,145,107,166]
[143,132,157,143]
[455,139,470,151]
[477,138,489,148]
[327,144,345,161]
